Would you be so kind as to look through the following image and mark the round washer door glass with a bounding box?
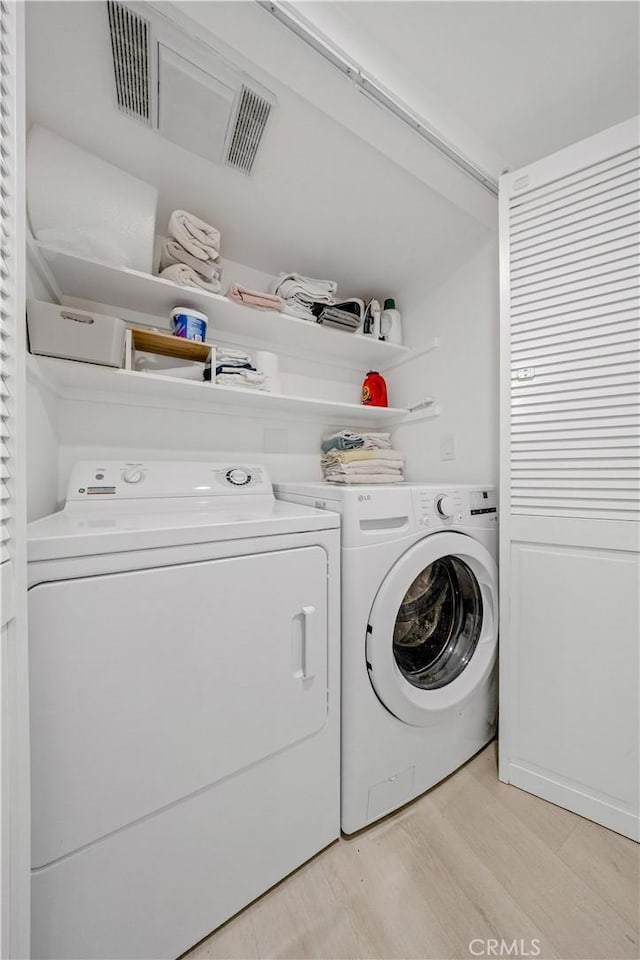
[393,556,483,690]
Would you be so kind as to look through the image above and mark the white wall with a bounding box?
[54,399,330,505]
[26,263,60,520]
[25,379,59,520]
[388,235,499,486]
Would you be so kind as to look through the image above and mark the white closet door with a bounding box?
[0,2,30,956]
[499,117,640,841]
[507,137,640,520]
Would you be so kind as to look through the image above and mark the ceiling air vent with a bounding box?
[107,0,151,126]
[225,85,272,176]
[105,3,276,174]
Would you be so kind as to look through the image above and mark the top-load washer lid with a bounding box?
[28,460,339,562]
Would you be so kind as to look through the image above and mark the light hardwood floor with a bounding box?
[184,743,639,960]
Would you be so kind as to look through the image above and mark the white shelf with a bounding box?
[32,243,409,371]
[30,356,418,426]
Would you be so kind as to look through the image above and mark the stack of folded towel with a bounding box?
[159,210,223,293]
[321,431,405,484]
[321,430,392,452]
[272,273,337,320]
[214,348,265,391]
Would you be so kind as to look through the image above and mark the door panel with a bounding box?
[500,117,640,839]
[509,542,639,810]
[29,546,328,868]
[0,3,30,956]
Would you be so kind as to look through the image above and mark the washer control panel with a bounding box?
[469,488,497,516]
[412,486,497,528]
[66,461,272,500]
[435,494,455,519]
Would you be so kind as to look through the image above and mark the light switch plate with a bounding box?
[440,433,456,461]
[263,428,288,454]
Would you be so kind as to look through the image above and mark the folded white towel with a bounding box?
[273,273,337,303]
[159,237,222,282]
[323,460,405,475]
[281,301,315,321]
[217,349,253,364]
[216,374,265,391]
[168,210,221,262]
[326,473,404,484]
[160,263,222,293]
[321,448,404,465]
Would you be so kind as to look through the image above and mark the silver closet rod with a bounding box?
[257,0,499,197]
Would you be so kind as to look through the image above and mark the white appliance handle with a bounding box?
[301,605,317,679]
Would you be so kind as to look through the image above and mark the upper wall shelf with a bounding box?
[29,355,414,427]
[32,243,409,371]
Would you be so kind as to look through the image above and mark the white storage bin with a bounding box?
[27,300,126,368]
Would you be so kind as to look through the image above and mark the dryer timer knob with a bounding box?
[436,494,454,519]
[227,468,250,486]
[122,468,144,484]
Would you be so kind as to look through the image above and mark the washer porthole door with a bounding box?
[393,555,483,690]
[366,532,498,727]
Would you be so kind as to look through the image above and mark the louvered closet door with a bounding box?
[0,1,29,956]
[499,117,640,843]
[0,0,24,611]
[508,144,640,520]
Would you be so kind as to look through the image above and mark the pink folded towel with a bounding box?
[227,284,284,312]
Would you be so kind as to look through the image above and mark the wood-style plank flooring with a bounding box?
[184,743,639,960]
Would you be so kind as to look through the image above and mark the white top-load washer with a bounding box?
[275,481,498,834]
[28,461,341,960]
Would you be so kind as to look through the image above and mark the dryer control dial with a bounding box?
[226,468,251,486]
[435,494,454,519]
[122,468,144,484]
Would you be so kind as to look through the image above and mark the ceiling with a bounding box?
[292,1,640,173]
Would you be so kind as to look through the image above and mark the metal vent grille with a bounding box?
[107,1,151,125]
[225,85,271,175]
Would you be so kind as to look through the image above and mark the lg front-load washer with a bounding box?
[275,481,498,834]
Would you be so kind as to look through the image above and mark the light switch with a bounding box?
[440,433,456,461]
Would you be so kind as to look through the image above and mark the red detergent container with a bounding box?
[361,370,388,407]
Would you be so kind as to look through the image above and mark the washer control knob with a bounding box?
[227,468,250,486]
[436,494,454,519]
[122,468,144,484]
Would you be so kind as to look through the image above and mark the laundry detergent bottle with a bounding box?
[381,298,403,345]
[361,370,388,407]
